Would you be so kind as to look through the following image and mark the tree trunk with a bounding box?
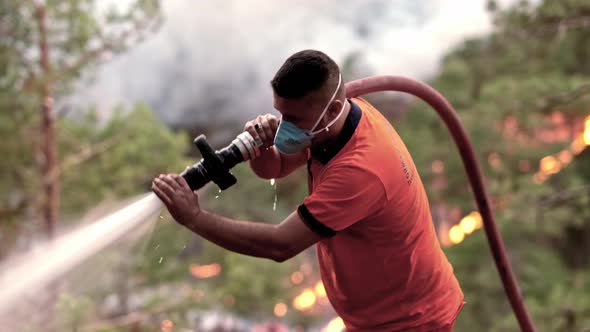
[35,4,60,331]
[36,3,59,239]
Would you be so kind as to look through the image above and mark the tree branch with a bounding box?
[539,83,590,112]
[502,15,590,41]
[51,135,123,181]
[537,184,590,208]
[55,13,161,80]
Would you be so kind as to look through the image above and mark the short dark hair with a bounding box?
[271,50,340,99]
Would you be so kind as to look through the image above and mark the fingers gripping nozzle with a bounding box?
[180,131,263,191]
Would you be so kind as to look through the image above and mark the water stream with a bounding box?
[0,193,163,314]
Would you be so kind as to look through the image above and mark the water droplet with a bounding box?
[159,215,164,219]
[215,195,219,199]
[158,257,163,264]
[154,244,160,251]
[273,181,278,211]
[218,189,222,193]
[270,178,275,186]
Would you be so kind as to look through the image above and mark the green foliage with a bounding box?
[56,293,94,331]
[0,0,161,234]
[59,104,191,217]
[392,1,590,331]
[2,0,590,331]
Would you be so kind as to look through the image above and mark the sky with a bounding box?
[78,0,518,127]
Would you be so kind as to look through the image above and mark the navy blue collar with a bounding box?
[310,99,362,165]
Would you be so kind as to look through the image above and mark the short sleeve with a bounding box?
[298,165,386,235]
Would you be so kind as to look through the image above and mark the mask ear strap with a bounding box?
[310,74,342,132]
[311,99,347,135]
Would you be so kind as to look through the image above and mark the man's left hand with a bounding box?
[151,174,201,225]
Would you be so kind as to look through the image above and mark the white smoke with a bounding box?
[78,0,518,127]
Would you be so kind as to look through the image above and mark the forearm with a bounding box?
[183,209,287,261]
[249,147,282,179]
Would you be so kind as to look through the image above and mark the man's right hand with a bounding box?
[245,113,306,180]
[244,114,279,149]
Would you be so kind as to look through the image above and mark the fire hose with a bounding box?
[181,75,536,332]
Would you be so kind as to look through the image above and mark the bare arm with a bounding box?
[183,209,320,262]
[249,146,307,179]
[243,114,308,179]
[151,174,321,262]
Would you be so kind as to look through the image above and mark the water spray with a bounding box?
[0,131,263,315]
[0,77,536,332]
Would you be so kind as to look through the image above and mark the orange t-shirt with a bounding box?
[297,98,464,332]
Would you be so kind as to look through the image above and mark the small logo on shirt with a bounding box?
[400,155,414,185]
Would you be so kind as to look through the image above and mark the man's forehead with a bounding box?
[273,92,324,114]
[274,95,309,115]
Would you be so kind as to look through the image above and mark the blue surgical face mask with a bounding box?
[274,74,346,155]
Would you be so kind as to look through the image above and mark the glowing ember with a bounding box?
[532,115,589,184]
[533,172,548,184]
[540,156,561,174]
[449,225,465,244]
[293,288,316,311]
[470,212,483,229]
[322,317,345,332]
[161,319,174,332]
[274,302,288,317]
[314,281,327,298]
[584,116,590,145]
[571,136,586,155]
[444,212,483,246]
[460,215,476,234]
[290,271,304,284]
[189,263,221,279]
[558,150,573,164]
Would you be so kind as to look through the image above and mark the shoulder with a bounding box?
[323,161,387,195]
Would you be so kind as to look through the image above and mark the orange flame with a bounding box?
[449,225,465,244]
[189,263,221,279]
[571,136,586,155]
[447,212,482,246]
[584,115,590,145]
[274,302,288,317]
[314,281,327,298]
[322,317,345,332]
[558,150,573,164]
[533,115,589,184]
[460,214,477,234]
[540,156,561,174]
[293,288,316,311]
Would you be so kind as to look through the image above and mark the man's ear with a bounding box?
[329,99,344,116]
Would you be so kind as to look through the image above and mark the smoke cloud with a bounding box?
[78,0,518,129]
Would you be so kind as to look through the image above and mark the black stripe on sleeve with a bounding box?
[297,204,336,237]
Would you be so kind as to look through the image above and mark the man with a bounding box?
[152,50,464,331]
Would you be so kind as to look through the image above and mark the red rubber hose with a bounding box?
[346,75,536,332]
